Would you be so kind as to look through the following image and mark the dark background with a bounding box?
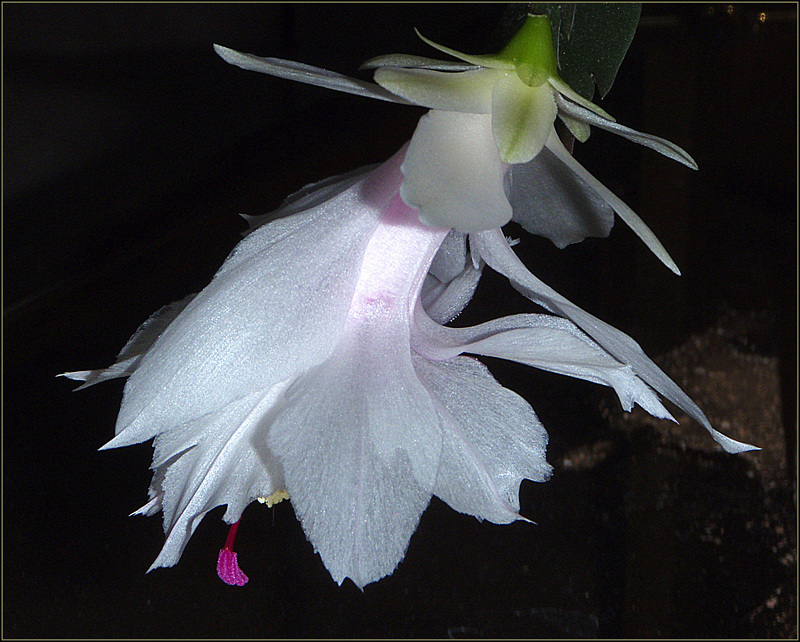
[4,3,796,638]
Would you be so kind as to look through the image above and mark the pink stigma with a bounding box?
[216,519,249,586]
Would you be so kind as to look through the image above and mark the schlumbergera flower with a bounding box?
[63,14,758,590]
[215,14,698,274]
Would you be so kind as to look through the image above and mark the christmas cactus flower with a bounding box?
[214,13,695,273]
[63,12,757,590]
[62,143,755,589]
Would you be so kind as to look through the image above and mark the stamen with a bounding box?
[216,519,249,586]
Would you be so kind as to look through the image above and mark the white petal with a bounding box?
[59,294,196,389]
[427,230,471,284]
[373,67,499,113]
[413,308,671,420]
[414,355,551,524]
[491,74,557,163]
[268,321,441,588]
[401,111,511,232]
[106,148,409,449]
[414,29,514,70]
[545,130,682,275]
[242,164,378,233]
[471,229,760,454]
[506,145,615,248]
[548,76,616,121]
[421,259,483,325]
[555,93,698,170]
[361,53,478,71]
[213,44,413,105]
[148,384,288,570]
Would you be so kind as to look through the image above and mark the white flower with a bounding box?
[214,14,696,274]
[60,141,756,589]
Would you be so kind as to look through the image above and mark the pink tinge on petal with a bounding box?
[217,548,249,586]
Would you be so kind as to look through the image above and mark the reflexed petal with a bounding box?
[422,231,483,323]
[492,75,557,163]
[414,355,551,524]
[545,131,682,275]
[427,231,471,284]
[506,145,614,248]
[59,295,197,390]
[470,229,760,454]
[106,149,409,449]
[242,164,378,233]
[373,67,499,113]
[213,45,414,105]
[549,76,616,121]
[415,29,515,70]
[148,385,288,570]
[361,53,478,71]
[555,93,698,170]
[413,308,671,419]
[421,256,483,325]
[401,111,511,232]
[268,320,441,588]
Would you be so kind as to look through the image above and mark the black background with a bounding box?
[4,3,796,638]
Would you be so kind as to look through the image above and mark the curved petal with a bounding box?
[106,148,409,449]
[268,320,442,588]
[414,355,551,524]
[555,93,698,170]
[59,294,197,390]
[148,384,289,570]
[415,29,515,70]
[544,131,682,275]
[507,145,615,248]
[413,308,671,419]
[401,111,511,232]
[492,75,558,163]
[470,229,760,454]
[373,67,498,113]
[213,45,414,105]
[242,164,378,233]
[549,76,616,121]
[361,53,478,71]
[421,259,483,325]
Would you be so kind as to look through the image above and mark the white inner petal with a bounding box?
[401,110,512,232]
[373,67,499,113]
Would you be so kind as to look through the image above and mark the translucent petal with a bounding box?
[414,355,551,524]
[506,145,614,248]
[59,294,196,390]
[401,111,511,232]
[555,93,698,170]
[421,263,482,325]
[544,131,682,275]
[413,308,671,419]
[213,45,413,105]
[548,76,616,121]
[415,29,515,70]
[268,320,441,588]
[361,53,478,71]
[373,67,498,113]
[106,149,409,449]
[470,229,760,454]
[242,164,378,233]
[148,385,288,570]
[491,75,557,164]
